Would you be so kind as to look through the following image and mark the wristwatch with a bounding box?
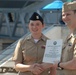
[58,62,64,70]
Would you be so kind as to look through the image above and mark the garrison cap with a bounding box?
[62,1,76,12]
[29,12,43,24]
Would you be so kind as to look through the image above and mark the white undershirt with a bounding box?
[34,39,39,43]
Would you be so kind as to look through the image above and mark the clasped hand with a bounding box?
[29,63,56,75]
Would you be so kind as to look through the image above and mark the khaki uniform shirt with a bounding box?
[57,30,76,75]
[13,34,50,75]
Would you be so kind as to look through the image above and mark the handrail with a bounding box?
[0,67,17,73]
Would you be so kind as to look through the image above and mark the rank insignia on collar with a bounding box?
[68,43,72,46]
